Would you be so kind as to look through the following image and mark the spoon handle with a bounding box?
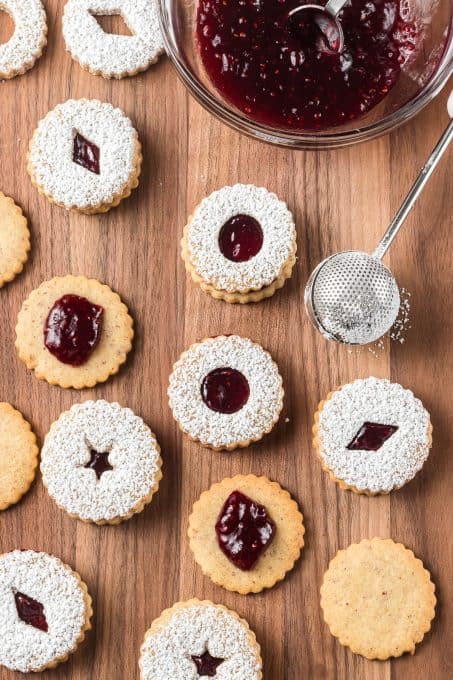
[373,118,453,260]
[325,0,349,17]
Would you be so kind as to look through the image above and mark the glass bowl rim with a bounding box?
[158,0,453,149]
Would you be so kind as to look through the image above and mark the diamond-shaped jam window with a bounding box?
[73,132,100,174]
[347,422,399,451]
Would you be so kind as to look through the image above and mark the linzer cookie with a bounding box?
[63,0,164,79]
[188,475,305,594]
[139,599,262,679]
[313,377,432,495]
[320,538,436,660]
[168,335,284,450]
[15,275,134,389]
[0,403,38,511]
[0,193,30,288]
[0,0,47,80]
[27,99,142,213]
[182,184,297,303]
[41,400,162,525]
[0,550,92,673]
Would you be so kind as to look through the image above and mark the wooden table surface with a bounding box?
[0,3,452,679]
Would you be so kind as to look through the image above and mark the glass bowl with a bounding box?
[158,0,452,149]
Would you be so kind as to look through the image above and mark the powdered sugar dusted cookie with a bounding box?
[15,275,134,389]
[27,99,142,213]
[188,475,305,594]
[182,184,297,303]
[41,400,162,524]
[168,335,284,450]
[0,193,30,288]
[0,550,92,673]
[0,403,38,511]
[321,538,436,660]
[313,377,432,495]
[0,0,47,80]
[139,599,262,679]
[63,0,164,79]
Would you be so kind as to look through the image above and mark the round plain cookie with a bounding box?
[313,377,432,495]
[27,99,142,213]
[0,550,92,673]
[139,599,262,679]
[63,0,164,79]
[182,184,297,303]
[41,400,163,525]
[0,193,30,287]
[15,275,134,389]
[320,538,436,660]
[168,335,284,450]
[0,403,38,511]
[188,475,305,594]
[0,0,47,80]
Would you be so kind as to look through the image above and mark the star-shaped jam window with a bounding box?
[191,650,224,676]
[347,422,399,451]
[84,449,113,479]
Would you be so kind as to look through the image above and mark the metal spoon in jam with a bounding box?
[288,0,348,54]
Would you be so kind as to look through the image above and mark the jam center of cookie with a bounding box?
[201,368,250,414]
[218,214,264,262]
[44,294,104,366]
[215,490,276,570]
[90,12,133,36]
[84,449,113,479]
[14,592,48,632]
[347,422,399,451]
[73,132,100,174]
[0,9,15,44]
[192,650,224,677]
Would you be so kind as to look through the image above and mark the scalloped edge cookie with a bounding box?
[181,221,297,304]
[0,0,47,81]
[313,386,433,496]
[0,403,39,511]
[0,193,31,287]
[320,538,436,660]
[140,599,263,679]
[188,475,305,594]
[15,275,134,389]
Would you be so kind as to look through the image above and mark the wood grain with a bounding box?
[0,2,451,679]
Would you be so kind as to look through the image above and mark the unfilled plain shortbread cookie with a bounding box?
[168,335,284,450]
[182,184,297,303]
[0,550,92,673]
[313,377,432,495]
[0,192,31,287]
[41,400,163,525]
[320,538,436,660]
[27,99,142,213]
[0,403,38,511]
[15,275,134,389]
[139,599,262,679]
[188,475,305,594]
[0,0,47,80]
[63,0,164,79]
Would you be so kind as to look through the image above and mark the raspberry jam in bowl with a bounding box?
[158,0,452,148]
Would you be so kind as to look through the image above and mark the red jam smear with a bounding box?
[197,0,419,130]
[347,422,399,451]
[14,592,48,632]
[73,132,100,174]
[215,490,275,570]
[84,450,113,479]
[192,651,224,676]
[201,367,250,414]
[44,294,104,366]
[218,214,263,262]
